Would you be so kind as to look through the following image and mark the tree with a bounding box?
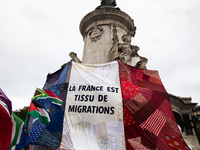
[13,106,29,121]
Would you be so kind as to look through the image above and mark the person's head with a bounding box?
[122,34,132,44]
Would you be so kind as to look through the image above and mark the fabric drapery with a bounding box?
[118,61,190,150]
[59,61,125,150]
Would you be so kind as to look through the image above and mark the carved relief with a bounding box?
[89,25,103,42]
[107,24,119,62]
[112,24,119,43]
[108,26,148,69]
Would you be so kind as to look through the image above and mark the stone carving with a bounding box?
[112,24,119,43]
[61,52,82,68]
[101,0,117,6]
[108,27,148,69]
[107,24,119,61]
[69,52,82,63]
[89,25,103,42]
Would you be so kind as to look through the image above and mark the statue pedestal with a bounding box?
[80,7,135,64]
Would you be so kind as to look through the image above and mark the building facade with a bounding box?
[169,94,199,149]
[191,106,200,145]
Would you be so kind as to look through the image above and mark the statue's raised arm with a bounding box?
[101,0,117,6]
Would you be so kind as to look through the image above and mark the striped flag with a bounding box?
[15,100,51,149]
[8,113,23,150]
[25,100,51,129]
[33,88,63,107]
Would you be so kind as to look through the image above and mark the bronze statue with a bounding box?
[96,0,118,9]
[101,0,117,6]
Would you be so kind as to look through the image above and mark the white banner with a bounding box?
[59,61,125,150]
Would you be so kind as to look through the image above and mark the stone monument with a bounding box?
[78,1,199,149]
[79,1,147,69]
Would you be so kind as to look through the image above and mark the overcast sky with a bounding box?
[1,0,200,110]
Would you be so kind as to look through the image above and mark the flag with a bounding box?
[0,100,12,150]
[8,113,24,150]
[0,89,24,150]
[27,89,63,148]
[0,88,12,116]
[43,89,63,106]
[24,100,51,128]
[33,88,63,107]
[35,108,64,148]
[33,62,71,149]
[15,124,29,150]
[15,101,51,149]
[28,121,46,144]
